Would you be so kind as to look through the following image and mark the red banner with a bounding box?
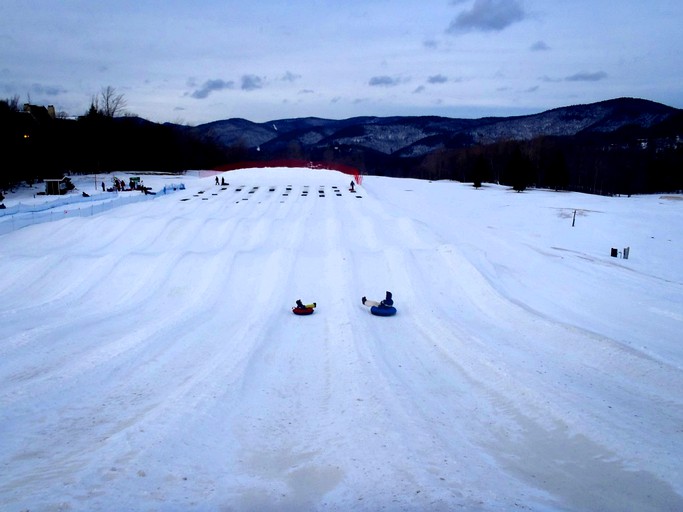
[214,159,362,185]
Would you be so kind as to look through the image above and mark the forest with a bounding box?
[0,96,224,191]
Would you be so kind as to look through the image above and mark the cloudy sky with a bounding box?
[1,0,681,125]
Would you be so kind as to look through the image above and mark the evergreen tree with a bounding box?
[507,146,532,192]
[546,148,569,191]
[472,153,489,188]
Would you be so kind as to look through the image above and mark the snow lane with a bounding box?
[342,214,540,503]
[348,182,683,509]
[317,191,531,505]
[115,182,355,508]
[2,251,297,506]
[403,240,683,507]
[221,188,369,508]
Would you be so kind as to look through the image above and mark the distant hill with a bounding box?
[186,97,680,159]
[178,97,682,195]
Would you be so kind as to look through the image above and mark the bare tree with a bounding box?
[4,94,21,111]
[98,86,127,117]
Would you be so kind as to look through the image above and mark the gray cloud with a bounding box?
[282,71,301,82]
[190,79,234,99]
[30,83,66,96]
[413,85,426,94]
[530,40,550,51]
[241,74,264,91]
[369,76,404,87]
[447,0,525,34]
[538,72,608,83]
[565,71,608,82]
[427,74,448,84]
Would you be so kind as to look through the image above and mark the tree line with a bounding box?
[409,126,683,195]
[303,126,683,195]
[0,88,225,190]
[2,88,681,196]
[232,116,682,196]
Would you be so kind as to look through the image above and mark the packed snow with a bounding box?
[1,168,682,511]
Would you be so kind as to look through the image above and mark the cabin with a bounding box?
[44,177,73,195]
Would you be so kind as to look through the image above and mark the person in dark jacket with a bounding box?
[295,299,316,309]
[362,291,394,308]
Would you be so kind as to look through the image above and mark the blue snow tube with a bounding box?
[370,305,397,317]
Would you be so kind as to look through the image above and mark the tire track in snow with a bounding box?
[324,187,683,508]
[380,240,683,510]
[218,187,458,508]
[1,247,299,502]
[219,192,365,507]
[2,189,300,472]
[288,191,498,503]
[343,245,513,502]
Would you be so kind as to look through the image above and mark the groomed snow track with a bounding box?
[1,168,682,511]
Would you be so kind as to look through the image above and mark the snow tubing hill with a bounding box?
[371,306,397,317]
[292,307,315,316]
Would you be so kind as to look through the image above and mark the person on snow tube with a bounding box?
[362,291,394,308]
[295,299,316,310]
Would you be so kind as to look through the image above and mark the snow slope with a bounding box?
[1,169,682,511]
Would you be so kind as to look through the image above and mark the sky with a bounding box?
[1,169,682,510]
[1,0,682,125]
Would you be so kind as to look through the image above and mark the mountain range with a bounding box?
[188,97,681,160]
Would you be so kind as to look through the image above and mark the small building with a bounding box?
[44,177,72,195]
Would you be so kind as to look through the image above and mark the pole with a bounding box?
[572,209,576,227]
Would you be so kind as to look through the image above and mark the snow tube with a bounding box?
[292,307,315,316]
[370,305,397,317]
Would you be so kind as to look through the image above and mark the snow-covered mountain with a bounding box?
[190,98,680,157]
[1,168,682,511]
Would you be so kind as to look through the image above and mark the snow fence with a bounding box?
[0,184,185,235]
